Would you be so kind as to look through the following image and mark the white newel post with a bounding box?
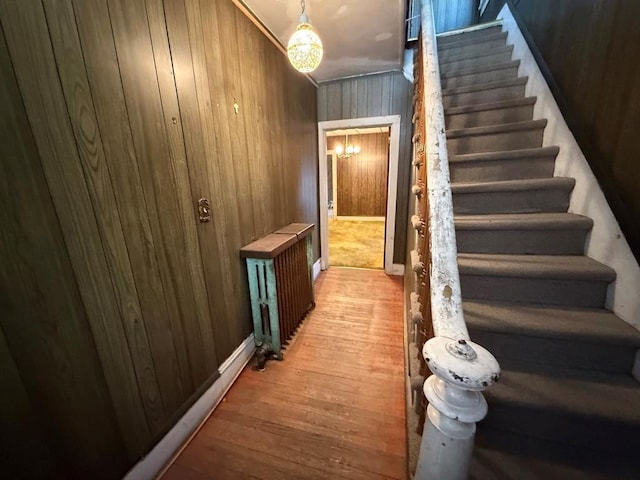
[415,337,500,479]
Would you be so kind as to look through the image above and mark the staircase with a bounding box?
[437,25,640,479]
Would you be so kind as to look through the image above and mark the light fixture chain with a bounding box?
[300,0,305,14]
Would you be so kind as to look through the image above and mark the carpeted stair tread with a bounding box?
[482,368,640,455]
[449,145,558,163]
[439,44,513,66]
[437,25,504,46]
[455,212,592,231]
[464,300,640,348]
[451,177,573,194]
[473,428,640,479]
[446,118,546,138]
[438,30,507,51]
[441,59,520,80]
[442,76,527,98]
[458,253,616,282]
[445,96,536,115]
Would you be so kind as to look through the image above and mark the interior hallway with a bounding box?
[161,268,406,480]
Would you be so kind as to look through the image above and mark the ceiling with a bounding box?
[241,0,406,82]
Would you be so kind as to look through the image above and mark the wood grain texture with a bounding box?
[42,0,168,432]
[162,268,407,480]
[328,133,389,216]
[0,20,127,477]
[318,71,413,263]
[107,0,215,391]
[482,0,640,259]
[0,0,150,461]
[433,0,477,33]
[0,0,319,474]
[71,0,190,420]
[164,0,319,359]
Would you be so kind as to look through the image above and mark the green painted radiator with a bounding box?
[240,223,315,369]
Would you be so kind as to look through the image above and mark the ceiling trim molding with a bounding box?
[318,68,403,84]
[231,0,319,87]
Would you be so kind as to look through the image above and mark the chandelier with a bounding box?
[335,134,361,158]
[287,0,323,73]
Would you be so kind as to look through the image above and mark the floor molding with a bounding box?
[124,335,256,480]
[335,216,386,222]
[436,19,502,38]
[391,264,405,276]
[313,259,322,280]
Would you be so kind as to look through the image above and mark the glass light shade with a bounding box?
[287,23,323,73]
[335,145,344,155]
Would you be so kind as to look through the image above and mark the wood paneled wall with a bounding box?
[327,133,389,217]
[318,71,413,263]
[433,0,478,33]
[0,0,317,478]
[482,0,640,260]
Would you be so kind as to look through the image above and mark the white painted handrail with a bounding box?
[414,1,500,478]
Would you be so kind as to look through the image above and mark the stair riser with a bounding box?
[442,66,519,90]
[460,275,608,308]
[481,406,639,457]
[438,45,513,66]
[456,229,588,255]
[438,37,507,63]
[446,103,533,129]
[443,84,526,109]
[453,189,570,215]
[450,157,556,182]
[441,52,514,74]
[469,330,635,373]
[437,27,504,47]
[447,128,543,155]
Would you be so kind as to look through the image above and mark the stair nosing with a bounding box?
[455,213,593,231]
[458,253,617,282]
[445,97,536,115]
[464,300,640,347]
[440,59,520,80]
[446,119,547,138]
[439,44,514,66]
[442,77,528,97]
[451,177,574,193]
[438,31,508,51]
[485,368,640,427]
[449,146,560,163]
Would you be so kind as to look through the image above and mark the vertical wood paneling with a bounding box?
[107,0,215,390]
[0,0,151,459]
[0,21,127,477]
[318,71,413,263]
[433,0,477,33]
[42,0,168,432]
[0,329,58,478]
[482,0,640,259]
[0,0,319,475]
[329,133,389,217]
[71,0,191,419]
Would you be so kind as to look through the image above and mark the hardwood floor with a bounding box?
[161,268,407,480]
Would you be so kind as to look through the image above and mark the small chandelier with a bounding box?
[335,134,361,158]
[287,0,323,73]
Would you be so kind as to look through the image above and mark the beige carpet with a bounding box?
[328,219,385,269]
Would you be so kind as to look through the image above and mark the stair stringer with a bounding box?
[497,4,640,335]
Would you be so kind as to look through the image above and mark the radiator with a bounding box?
[240,223,315,370]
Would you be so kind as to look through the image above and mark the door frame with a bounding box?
[317,115,401,274]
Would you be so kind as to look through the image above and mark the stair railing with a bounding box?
[411,1,500,478]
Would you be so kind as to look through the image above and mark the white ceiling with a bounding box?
[241,0,406,82]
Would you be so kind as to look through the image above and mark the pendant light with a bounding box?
[287,0,323,73]
[336,134,361,158]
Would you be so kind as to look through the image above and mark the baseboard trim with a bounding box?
[391,264,405,276]
[313,259,322,281]
[124,334,256,480]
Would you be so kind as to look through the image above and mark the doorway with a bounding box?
[318,116,401,274]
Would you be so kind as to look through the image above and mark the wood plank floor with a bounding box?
[162,267,407,480]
